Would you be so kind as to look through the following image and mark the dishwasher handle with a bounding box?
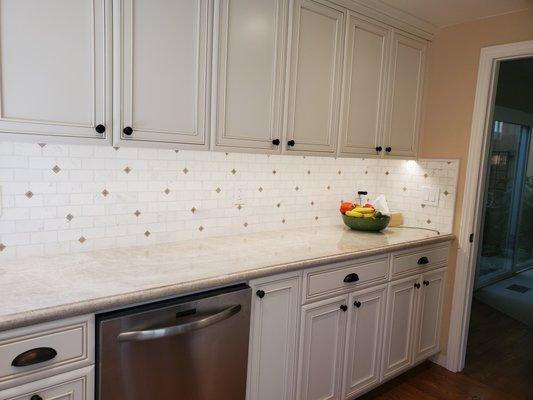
[117,304,242,342]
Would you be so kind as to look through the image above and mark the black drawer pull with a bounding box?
[354,301,361,308]
[414,282,421,289]
[417,256,429,265]
[423,280,430,286]
[30,395,43,400]
[256,290,265,299]
[343,273,359,283]
[12,347,57,367]
[340,305,348,312]
[287,139,295,147]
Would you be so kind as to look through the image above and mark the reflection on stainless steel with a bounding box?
[97,285,251,400]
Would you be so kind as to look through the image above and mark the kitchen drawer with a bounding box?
[0,315,94,391]
[303,256,389,302]
[0,366,94,400]
[391,243,450,279]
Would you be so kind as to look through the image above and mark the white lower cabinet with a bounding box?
[0,366,94,400]
[247,273,301,400]
[381,268,446,381]
[297,296,348,400]
[342,286,386,399]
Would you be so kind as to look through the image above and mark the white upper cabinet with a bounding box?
[285,0,345,155]
[338,14,390,157]
[212,0,289,153]
[0,0,111,141]
[384,31,427,158]
[114,0,211,147]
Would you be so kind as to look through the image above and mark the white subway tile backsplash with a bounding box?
[0,141,458,260]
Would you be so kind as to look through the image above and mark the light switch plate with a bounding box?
[421,186,440,206]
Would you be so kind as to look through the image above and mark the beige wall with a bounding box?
[419,8,533,353]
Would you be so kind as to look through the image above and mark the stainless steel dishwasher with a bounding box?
[96,284,251,400]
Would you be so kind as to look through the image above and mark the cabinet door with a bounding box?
[115,0,210,147]
[297,296,347,400]
[286,0,344,155]
[0,366,94,400]
[413,268,446,362]
[338,14,389,157]
[247,274,300,400]
[381,276,418,380]
[0,0,111,141]
[213,0,289,153]
[342,286,386,399]
[384,31,426,158]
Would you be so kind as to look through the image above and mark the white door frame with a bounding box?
[446,40,533,373]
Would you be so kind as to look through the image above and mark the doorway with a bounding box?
[461,56,533,398]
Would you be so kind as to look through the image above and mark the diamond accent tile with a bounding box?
[123,166,132,174]
[237,204,243,210]
[310,201,315,206]
[198,226,204,232]
[101,189,109,197]
[215,187,221,193]
[78,236,86,244]
[424,173,428,178]
[444,190,449,196]
[365,171,368,175]
[144,230,151,237]
[66,214,74,221]
[134,210,141,217]
[182,167,189,174]
[426,219,432,224]
[307,170,311,175]
[385,171,389,175]
[52,165,61,174]
[164,188,171,195]
[403,187,407,192]
[174,149,180,153]
[25,191,34,199]
[326,185,331,190]
[294,186,299,191]
[272,170,277,174]
[421,204,426,208]
[258,187,263,192]
[191,207,197,214]
[282,219,286,224]
[277,202,281,208]
[231,168,237,175]
[113,147,120,151]
[38,143,47,148]
[0,243,5,252]
[338,170,342,175]
[315,216,319,220]
[243,222,248,227]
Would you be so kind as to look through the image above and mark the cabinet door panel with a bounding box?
[0,0,110,140]
[213,0,288,152]
[385,31,426,158]
[248,275,300,400]
[298,296,347,400]
[381,276,418,380]
[414,268,446,362]
[343,286,386,399]
[286,0,344,154]
[117,0,209,145]
[339,14,389,156]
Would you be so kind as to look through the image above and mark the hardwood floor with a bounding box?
[359,299,533,400]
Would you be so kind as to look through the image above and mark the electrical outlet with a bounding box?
[421,186,440,206]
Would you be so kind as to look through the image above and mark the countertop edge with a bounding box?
[0,233,454,331]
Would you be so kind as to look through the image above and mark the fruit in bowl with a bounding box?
[340,203,390,231]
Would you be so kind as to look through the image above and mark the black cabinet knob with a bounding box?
[287,139,295,147]
[385,147,392,152]
[30,396,43,400]
[354,301,361,308]
[340,305,348,312]
[256,290,265,299]
[417,256,429,265]
[272,138,280,146]
[375,146,382,152]
[123,126,133,136]
[343,273,359,283]
[423,280,430,286]
[414,282,421,289]
[95,124,106,134]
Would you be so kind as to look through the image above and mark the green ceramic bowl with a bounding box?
[342,214,391,232]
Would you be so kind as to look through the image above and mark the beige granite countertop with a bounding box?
[0,225,453,331]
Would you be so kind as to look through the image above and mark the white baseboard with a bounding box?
[429,352,447,368]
